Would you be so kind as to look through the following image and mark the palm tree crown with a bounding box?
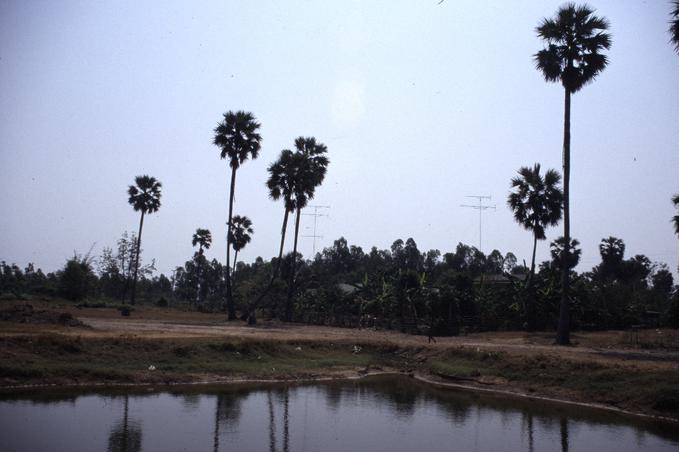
[267,150,303,211]
[535,3,611,93]
[213,111,262,169]
[508,164,563,240]
[550,237,582,270]
[672,194,679,237]
[292,136,330,210]
[127,175,162,214]
[229,216,254,253]
[671,1,679,53]
[192,228,212,254]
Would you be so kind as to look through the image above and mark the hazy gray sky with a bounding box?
[1,0,678,277]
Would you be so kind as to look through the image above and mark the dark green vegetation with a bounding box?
[3,231,678,334]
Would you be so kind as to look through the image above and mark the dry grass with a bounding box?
[1,297,678,420]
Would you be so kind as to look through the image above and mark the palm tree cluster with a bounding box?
[210,110,329,323]
[244,137,329,322]
[213,111,262,320]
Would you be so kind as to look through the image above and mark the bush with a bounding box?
[58,256,94,301]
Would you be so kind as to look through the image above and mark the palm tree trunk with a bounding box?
[225,166,237,320]
[130,210,145,305]
[525,231,538,331]
[121,236,134,303]
[232,250,239,292]
[556,88,571,345]
[195,248,203,305]
[245,208,290,323]
[527,231,538,288]
[285,208,302,322]
[272,207,291,282]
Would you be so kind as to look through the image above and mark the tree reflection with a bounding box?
[560,417,569,452]
[107,396,142,452]
[521,412,535,452]
[212,392,244,452]
[264,388,291,452]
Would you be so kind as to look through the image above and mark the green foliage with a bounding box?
[58,254,95,301]
[3,234,676,334]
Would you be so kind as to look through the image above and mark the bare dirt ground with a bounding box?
[3,300,678,371]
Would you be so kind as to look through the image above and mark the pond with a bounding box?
[1,375,678,451]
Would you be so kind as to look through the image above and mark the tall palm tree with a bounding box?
[244,149,302,323]
[192,228,212,303]
[267,149,301,279]
[671,1,679,53]
[213,110,262,320]
[535,3,611,345]
[229,215,253,272]
[127,175,162,305]
[672,194,679,237]
[285,137,329,321]
[507,164,563,287]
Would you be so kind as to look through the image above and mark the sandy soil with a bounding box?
[3,300,678,371]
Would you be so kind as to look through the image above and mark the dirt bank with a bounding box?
[1,300,678,422]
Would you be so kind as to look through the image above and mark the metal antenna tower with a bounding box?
[301,205,330,256]
[460,195,496,252]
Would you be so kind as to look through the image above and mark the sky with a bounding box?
[1,0,678,278]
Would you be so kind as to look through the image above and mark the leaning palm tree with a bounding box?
[229,215,253,271]
[671,1,679,53]
[535,3,611,345]
[191,228,212,303]
[285,137,329,321]
[507,164,563,287]
[127,175,162,305]
[672,194,679,237]
[213,111,262,320]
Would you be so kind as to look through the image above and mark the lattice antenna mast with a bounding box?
[301,205,330,256]
[460,195,496,252]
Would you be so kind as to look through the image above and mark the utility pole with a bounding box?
[302,205,330,256]
[460,195,496,252]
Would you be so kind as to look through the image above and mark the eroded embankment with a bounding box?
[1,330,679,423]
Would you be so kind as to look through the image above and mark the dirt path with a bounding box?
[73,316,679,370]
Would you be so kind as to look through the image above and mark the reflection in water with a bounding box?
[283,390,289,452]
[268,392,275,452]
[107,396,142,452]
[560,417,569,452]
[213,391,244,452]
[265,389,290,452]
[1,376,678,452]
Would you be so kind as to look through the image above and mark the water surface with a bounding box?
[1,375,678,451]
